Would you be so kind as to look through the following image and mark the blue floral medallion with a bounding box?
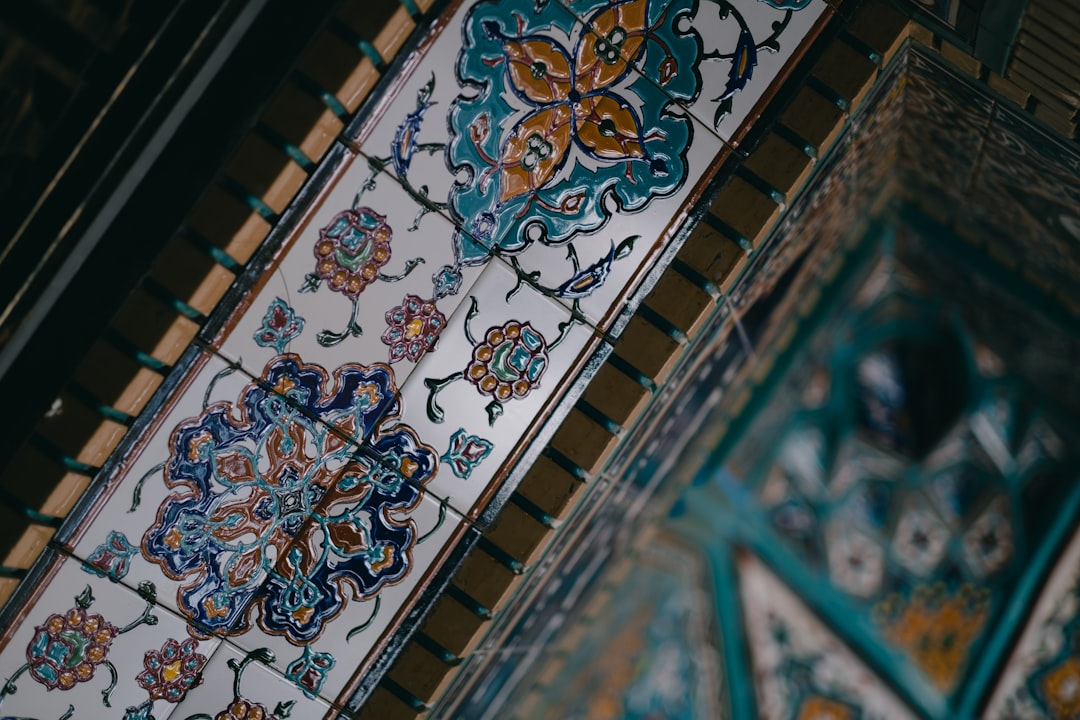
[141,355,437,643]
[447,0,699,267]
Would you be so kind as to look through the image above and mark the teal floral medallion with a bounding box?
[447,0,699,268]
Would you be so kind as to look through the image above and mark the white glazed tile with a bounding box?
[67,351,260,631]
[690,0,830,144]
[0,554,219,720]
[213,148,487,387]
[352,0,583,206]
[226,490,465,707]
[563,0,829,145]
[441,0,727,328]
[397,258,599,518]
[503,111,726,329]
[170,642,333,720]
[69,348,411,642]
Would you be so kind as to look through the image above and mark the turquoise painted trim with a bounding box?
[734,165,786,205]
[445,585,492,620]
[67,383,134,426]
[574,398,623,436]
[381,677,428,711]
[670,257,721,299]
[292,71,350,120]
[330,20,386,68]
[700,212,752,253]
[0,487,62,527]
[636,304,689,346]
[772,124,818,158]
[103,329,170,373]
[217,177,279,223]
[413,631,462,666]
[397,0,421,17]
[805,75,851,111]
[142,277,207,322]
[954,466,1080,717]
[508,493,557,528]
[180,227,243,271]
[707,545,755,719]
[540,447,588,482]
[838,30,883,65]
[605,354,657,392]
[28,434,99,476]
[477,536,525,575]
[254,124,316,171]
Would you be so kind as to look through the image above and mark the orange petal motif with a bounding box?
[575,33,632,94]
[591,0,649,45]
[574,95,645,160]
[498,105,573,203]
[502,38,573,104]
[576,0,648,92]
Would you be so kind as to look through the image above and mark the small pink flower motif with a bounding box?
[440,429,494,480]
[27,604,118,690]
[314,208,392,299]
[136,638,208,703]
[381,294,446,363]
[254,298,305,354]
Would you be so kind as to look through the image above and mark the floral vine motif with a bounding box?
[446,0,697,270]
[0,583,159,714]
[141,355,439,643]
[699,0,806,129]
[424,296,576,425]
[179,649,296,720]
[504,236,638,321]
[367,74,449,229]
[253,298,305,354]
[382,294,447,363]
[137,638,207,702]
[300,207,424,346]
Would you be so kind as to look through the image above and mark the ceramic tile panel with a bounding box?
[225,490,466,707]
[170,642,333,720]
[983,523,1080,718]
[495,106,726,328]
[66,348,413,638]
[0,553,221,720]
[737,551,917,719]
[64,351,266,630]
[561,0,830,146]
[459,1,730,327]
[351,0,731,330]
[208,144,488,386]
[396,258,600,519]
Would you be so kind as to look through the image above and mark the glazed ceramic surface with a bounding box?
[0,0,827,715]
